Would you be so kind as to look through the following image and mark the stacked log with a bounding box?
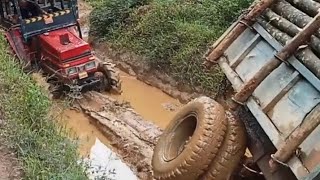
[259,0,320,78]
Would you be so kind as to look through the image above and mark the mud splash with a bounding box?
[110,71,181,129]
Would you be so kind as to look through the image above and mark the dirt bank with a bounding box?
[0,143,22,180]
[93,43,202,103]
[0,117,22,180]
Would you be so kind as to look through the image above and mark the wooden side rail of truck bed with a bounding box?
[204,0,320,179]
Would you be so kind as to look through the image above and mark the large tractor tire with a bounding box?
[152,97,227,180]
[200,111,247,180]
[98,61,122,93]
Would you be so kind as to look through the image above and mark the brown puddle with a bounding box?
[61,71,181,154]
[109,71,181,129]
[62,109,112,156]
[57,70,181,179]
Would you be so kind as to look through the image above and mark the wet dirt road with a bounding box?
[109,71,181,129]
[60,70,181,179]
[62,70,181,153]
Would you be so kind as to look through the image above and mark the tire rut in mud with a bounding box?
[77,91,162,179]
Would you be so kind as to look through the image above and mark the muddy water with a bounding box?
[62,109,111,156]
[62,110,137,179]
[110,71,181,129]
[62,70,180,153]
[60,70,181,179]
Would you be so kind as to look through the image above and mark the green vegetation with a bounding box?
[89,0,253,96]
[0,36,86,179]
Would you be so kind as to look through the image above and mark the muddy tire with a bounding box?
[94,71,111,92]
[100,61,122,93]
[152,97,227,180]
[200,111,247,180]
[49,84,63,99]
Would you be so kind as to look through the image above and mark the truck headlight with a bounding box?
[67,67,77,75]
[85,61,96,70]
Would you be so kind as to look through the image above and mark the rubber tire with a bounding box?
[94,71,112,92]
[100,62,122,93]
[200,111,247,180]
[152,96,227,180]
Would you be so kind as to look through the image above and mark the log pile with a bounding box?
[261,0,320,78]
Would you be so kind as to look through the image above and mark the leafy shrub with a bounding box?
[89,0,151,38]
[90,0,253,96]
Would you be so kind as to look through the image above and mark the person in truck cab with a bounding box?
[18,0,46,19]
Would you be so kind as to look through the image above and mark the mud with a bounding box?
[0,144,22,180]
[109,71,181,129]
[61,109,112,156]
[75,91,163,179]
[85,138,137,180]
[30,4,182,177]
[79,0,201,103]
[0,115,22,180]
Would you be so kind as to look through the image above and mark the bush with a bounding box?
[89,0,151,38]
[0,36,86,179]
[90,0,253,96]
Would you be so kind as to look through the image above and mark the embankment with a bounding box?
[0,34,86,179]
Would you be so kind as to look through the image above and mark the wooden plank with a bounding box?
[253,22,320,92]
[204,0,276,68]
[262,71,300,112]
[230,34,261,69]
[233,12,320,103]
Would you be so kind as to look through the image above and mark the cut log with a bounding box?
[264,9,320,57]
[285,0,320,17]
[204,0,276,68]
[259,18,320,78]
[272,0,320,38]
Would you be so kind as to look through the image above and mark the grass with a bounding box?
[88,0,253,96]
[0,35,87,179]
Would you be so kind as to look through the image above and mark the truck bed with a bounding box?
[211,1,320,179]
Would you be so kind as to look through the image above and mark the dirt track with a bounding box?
[0,145,22,180]
[74,92,162,179]
[0,127,22,180]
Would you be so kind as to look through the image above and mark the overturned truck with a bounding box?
[152,0,320,179]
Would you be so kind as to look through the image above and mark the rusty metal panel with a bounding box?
[235,40,276,82]
[219,54,311,178]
